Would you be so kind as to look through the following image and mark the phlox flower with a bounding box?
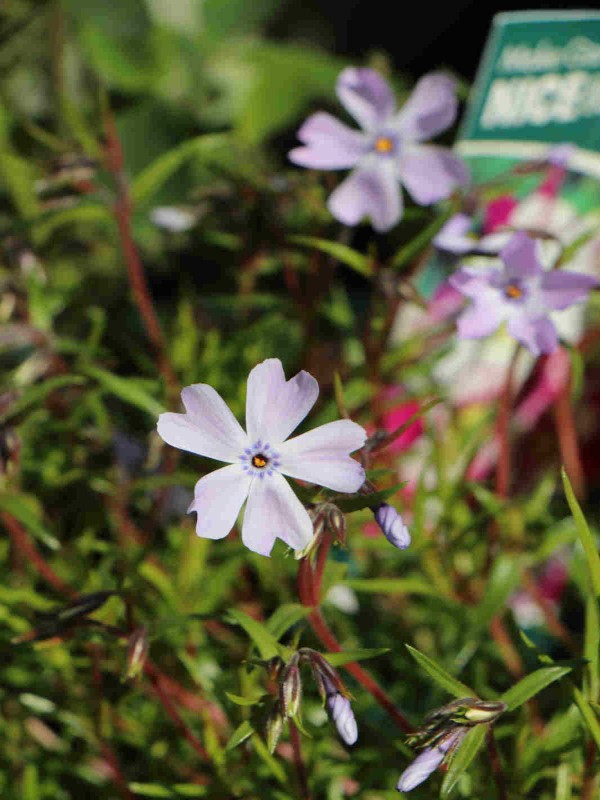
[157,359,366,556]
[449,231,598,356]
[289,68,469,232]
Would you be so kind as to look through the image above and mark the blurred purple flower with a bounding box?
[449,231,598,356]
[157,359,366,556]
[397,729,465,792]
[374,503,411,549]
[289,68,469,232]
[433,213,506,256]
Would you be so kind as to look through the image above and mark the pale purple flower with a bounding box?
[289,68,469,232]
[374,503,411,550]
[157,359,366,556]
[433,213,506,256]
[397,729,465,792]
[449,231,598,356]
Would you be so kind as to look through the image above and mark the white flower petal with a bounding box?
[188,464,251,540]
[242,472,313,556]
[278,419,366,493]
[158,384,247,463]
[245,358,319,445]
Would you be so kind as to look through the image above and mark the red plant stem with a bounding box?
[485,728,507,800]
[553,368,585,499]
[581,739,598,800]
[2,512,75,597]
[308,608,413,733]
[144,661,209,760]
[102,107,178,404]
[289,720,312,800]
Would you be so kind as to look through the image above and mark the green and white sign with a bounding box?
[459,11,600,177]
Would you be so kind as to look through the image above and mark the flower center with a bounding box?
[240,441,281,478]
[505,284,523,300]
[374,136,394,154]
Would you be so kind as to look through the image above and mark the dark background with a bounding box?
[272,1,598,77]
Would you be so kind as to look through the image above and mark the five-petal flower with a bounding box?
[289,68,469,232]
[449,231,598,356]
[157,359,366,556]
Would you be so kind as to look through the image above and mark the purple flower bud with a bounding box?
[327,692,358,746]
[397,729,464,792]
[374,504,411,550]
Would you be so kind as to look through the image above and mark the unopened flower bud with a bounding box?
[325,504,346,544]
[266,707,284,754]
[123,625,149,681]
[266,656,285,682]
[463,700,507,724]
[397,729,465,792]
[303,650,346,701]
[327,692,357,745]
[373,503,410,550]
[279,663,302,718]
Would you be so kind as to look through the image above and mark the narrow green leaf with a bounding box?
[127,783,174,798]
[500,666,572,711]
[252,733,287,783]
[334,483,407,513]
[391,203,455,271]
[225,609,281,659]
[572,686,600,750]
[471,554,523,630]
[0,376,86,424]
[131,134,229,206]
[289,235,373,278]
[555,762,571,800]
[266,604,311,640]
[344,578,441,597]
[22,764,40,800]
[440,725,487,797]
[83,365,164,417]
[0,493,60,550]
[406,645,474,698]
[584,594,600,701]
[225,692,265,707]
[322,647,390,667]
[562,468,600,597]
[225,721,255,751]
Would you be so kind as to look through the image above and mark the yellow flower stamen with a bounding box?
[252,454,268,468]
[374,136,394,154]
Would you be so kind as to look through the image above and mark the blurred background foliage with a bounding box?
[1,1,600,799]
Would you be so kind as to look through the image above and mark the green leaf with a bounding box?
[0,493,60,550]
[0,376,87,424]
[562,468,600,597]
[127,784,174,798]
[131,134,230,206]
[266,604,311,641]
[343,578,442,597]
[225,692,265,707]
[322,647,390,667]
[406,645,474,698]
[500,666,572,711]
[334,483,407,513]
[440,725,487,797]
[470,554,523,630]
[288,235,373,278]
[572,686,600,750]
[584,594,600,701]
[225,721,255,751]
[391,203,456,271]
[225,609,282,659]
[83,365,164,417]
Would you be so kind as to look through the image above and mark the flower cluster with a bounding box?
[398,697,506,791]
[289,68,469,232]
[266,649,358,751]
